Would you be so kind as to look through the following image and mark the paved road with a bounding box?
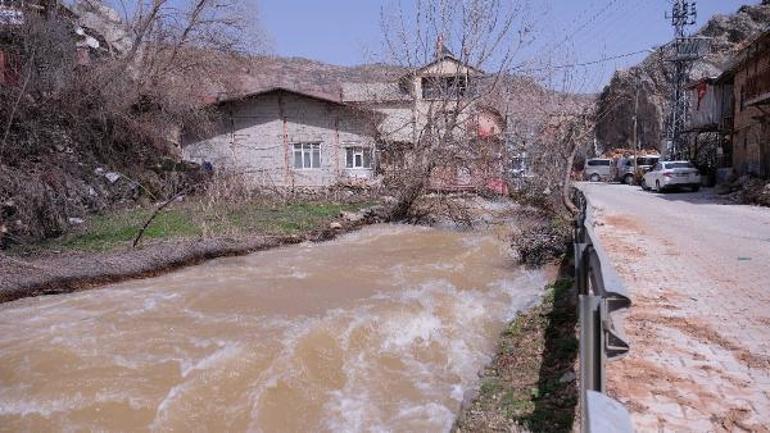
[580,183,770,433]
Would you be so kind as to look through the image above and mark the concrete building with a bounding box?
[182,42,507,191]
[182,87,379,188]
[685,75,735,177]
[342,47,507,192]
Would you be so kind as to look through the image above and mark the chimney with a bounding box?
[436,34,445,59]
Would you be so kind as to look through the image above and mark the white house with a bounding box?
[342,46,508,192]
[182,87,380,188]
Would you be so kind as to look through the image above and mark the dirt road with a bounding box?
[581,183,770,433]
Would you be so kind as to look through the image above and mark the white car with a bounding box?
[641,161,702,192]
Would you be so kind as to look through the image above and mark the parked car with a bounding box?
[584,158,612,182]
[641,161,702,192]
[613,155,661,185]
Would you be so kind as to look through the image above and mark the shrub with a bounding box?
[512,217,572,267]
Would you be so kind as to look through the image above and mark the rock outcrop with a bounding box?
[595,2,770,152]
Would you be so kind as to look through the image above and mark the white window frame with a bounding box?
[293,143,321,169]
[345,146,372,169]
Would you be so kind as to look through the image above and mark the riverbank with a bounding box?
[454,259,578,433]
[0,199,384,303]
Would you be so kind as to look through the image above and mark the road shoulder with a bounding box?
[584,185,770,433]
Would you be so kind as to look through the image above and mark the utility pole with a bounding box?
[633,79,639,178]
[665,0,699,160]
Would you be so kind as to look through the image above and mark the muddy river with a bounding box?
[0,224,547,433]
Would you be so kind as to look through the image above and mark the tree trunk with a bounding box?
[561,136,580,217]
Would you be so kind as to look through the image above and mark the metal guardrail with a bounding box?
[573,187,634,433]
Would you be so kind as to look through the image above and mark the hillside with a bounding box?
[594,1,770,151]
[201,55,408,102]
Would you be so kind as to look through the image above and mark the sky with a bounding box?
[258,0,759,92]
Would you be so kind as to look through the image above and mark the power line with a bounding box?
[527,0,626,64]
[517,48,652,73]
[521,0,643,92]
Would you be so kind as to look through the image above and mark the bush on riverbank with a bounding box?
[454,277,578,433]
[511,214,572,267]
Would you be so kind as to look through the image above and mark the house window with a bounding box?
[345,146,372,169]
[293,143,321,169]
[421,76,468,99]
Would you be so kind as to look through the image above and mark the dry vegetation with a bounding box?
[0,0,262,248]
[375,0,533,219]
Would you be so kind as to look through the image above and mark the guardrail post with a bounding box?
[579,294,603,432]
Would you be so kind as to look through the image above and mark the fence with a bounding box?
[573,187,634,433]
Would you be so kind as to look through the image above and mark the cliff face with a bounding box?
[594,2,770,152]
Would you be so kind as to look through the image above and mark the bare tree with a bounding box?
[0,0,268,245]
[373,0,534,219]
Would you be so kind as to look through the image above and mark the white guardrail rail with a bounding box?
[573,187,634,433]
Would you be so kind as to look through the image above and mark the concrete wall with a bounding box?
[373,103,415,143]
[182,91,377,187]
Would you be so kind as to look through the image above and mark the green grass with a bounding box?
[18,200,372,253]
[220,202,365,235]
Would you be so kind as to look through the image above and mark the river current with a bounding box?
[0,224,547,433]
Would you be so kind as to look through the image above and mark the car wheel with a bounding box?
[590,173,601,182]
[641,179,650,191]
[623,174,635,185]
[656,180,664,193]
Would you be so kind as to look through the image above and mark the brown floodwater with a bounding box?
[0,224,547,433]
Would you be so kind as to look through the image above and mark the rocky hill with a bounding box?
[594,1,770,152]
[197,55,408,102]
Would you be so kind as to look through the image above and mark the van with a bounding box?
[584,158,612,182]
[615,155,661,184]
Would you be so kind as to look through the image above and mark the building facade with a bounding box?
[342,50,508,192]
[732,30,770,178]
[182,88,378,188]
[182,46,507,191]
[685,76,735,175]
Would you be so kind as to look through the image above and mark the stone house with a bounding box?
[687,29,770,179]
[730,29,770,178]
[182,87,380,188]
